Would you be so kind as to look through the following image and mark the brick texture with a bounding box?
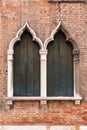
[0,0,87,126]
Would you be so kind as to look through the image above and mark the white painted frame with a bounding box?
[7,21,82,105]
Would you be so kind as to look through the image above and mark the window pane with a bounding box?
[13,30,40,96]
[47,31,73,96]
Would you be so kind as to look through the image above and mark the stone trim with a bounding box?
[48,0,86,2]
[44,21,79,50]
[0,125,86,130]
[9,22,43,50]
[6,96,82,105]
[6,96,82,100]
[44,21,61,50]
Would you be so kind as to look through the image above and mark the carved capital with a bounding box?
[39,49,48,61]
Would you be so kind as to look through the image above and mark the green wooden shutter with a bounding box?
[13,30,40,96]
[47,30,73,96]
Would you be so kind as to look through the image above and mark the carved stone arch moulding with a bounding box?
[9,22,43,51]
[7,22,43,102]
[44,21,82,105]
[44,21,79,52]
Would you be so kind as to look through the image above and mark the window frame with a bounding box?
[6,21,82,105]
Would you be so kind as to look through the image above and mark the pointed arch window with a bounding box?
[7,22,43,100]
[13,30,40,96]
[47,30,73,97]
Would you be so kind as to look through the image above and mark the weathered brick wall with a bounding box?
[0,0,87,126]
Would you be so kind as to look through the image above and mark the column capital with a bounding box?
[7,50,14,61]
[39,49,48,61]
[39,49,48,55]
[7,50,14,55]
[73,49,80,55]
[8,55,13,61]
[73,49,80,61]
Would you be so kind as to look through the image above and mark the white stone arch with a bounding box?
[7,22,43,98]
[44,21,79,50]
[44,21,61,49]
[9,22,43,50]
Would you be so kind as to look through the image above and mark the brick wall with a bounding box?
[0,0,87,127]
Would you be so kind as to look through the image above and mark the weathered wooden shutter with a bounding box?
[47,30,73,96]
[13,30,40,96]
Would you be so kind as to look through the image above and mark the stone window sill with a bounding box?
[6,96,82,106]
[48,0,86,2]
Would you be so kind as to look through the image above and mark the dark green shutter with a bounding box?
[47,30,73,96]
[13,30,40,96]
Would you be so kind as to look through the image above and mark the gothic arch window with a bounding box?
[47,30,73,96]
[13,30,40,96]
[7,22,43,100]
[44,21,82,104]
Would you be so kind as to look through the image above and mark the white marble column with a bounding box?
[39,49,48,97]
[7,50,14,97]
[73,49,82,104]
[73,50,80,97]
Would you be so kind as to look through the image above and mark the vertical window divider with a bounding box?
[39,49,48,105]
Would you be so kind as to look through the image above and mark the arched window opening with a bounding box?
[47,30,73,96]
[13,30,40,96]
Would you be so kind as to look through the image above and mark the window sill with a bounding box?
[48,0,86,2]
[6,96,82,105]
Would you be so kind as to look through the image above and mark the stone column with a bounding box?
[7,50,14,97]
[73,49,80,97]
[39,49,48,98]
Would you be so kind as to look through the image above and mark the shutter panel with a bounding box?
[13,30,40,96]
[47,31,73,96]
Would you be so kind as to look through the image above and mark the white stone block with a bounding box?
[0,126,2,130]
[80,126,87,130]
[50,126,76,130]
[2,126,46,130]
